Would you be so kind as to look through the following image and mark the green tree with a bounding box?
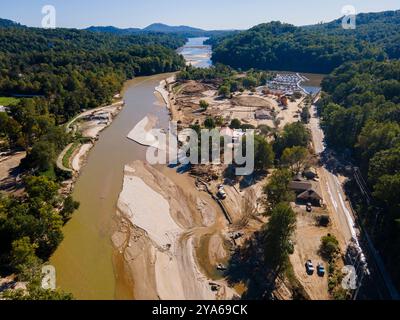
[34,203,64,258]
[320,234,339,261]
[369,147,400,185]
[2,116,23,148]
[2,273,73,300]
[218,85,231,99]
[61,196,80,221]
[254,135,275,172]
[2,285,73,301]
[281,146,309,174]
[263,203,297,274]
[190,124,201,136]
[373,173,400,207]
[321,103,366,151]
[204,117,216,129]
[242,76,257,89]
[229,118,242,129]
[301,106,311,124]
[263,169,295,214]
[24,176,59,203]
[274,122,311,157]
[24,140,56,172]
[0,112,9,136]
[199,100,209,111]
[258,124,272,136]
[357,120,400,169]
[9,237,41,277]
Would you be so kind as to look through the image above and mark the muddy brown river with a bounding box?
[50,74,172,300]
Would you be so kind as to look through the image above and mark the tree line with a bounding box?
[209,10,400,74]
[320,59,400,289]
[0,24,186,299]
[0,26,185,122]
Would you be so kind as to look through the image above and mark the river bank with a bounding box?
[113,67,279,299]
[51,38,253,300]
[56,100,125,198]
[51,74,174,300]
[113,161,237,300]
[177,37,212,68]
[112,71,241,299]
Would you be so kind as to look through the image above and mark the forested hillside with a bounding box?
[0,22,185,298]
[320,59,400,287]
[0,23,186,173]
[0,26,185,121]
[210,10,400,73]
[86,23,236,38]
[307,10,400,60]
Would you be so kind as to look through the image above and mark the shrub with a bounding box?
[316,215,330,227]
[199,100,209,111]
[320,234,339,261]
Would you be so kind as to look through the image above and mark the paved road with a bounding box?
[309,104,400,300]
[309,105,355,243]
[56,143,74,173]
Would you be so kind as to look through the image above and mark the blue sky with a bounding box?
[1,0,399,29]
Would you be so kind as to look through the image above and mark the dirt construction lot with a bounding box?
[170,81,304,130]
[0,152,26,193]
[290,206,331,300]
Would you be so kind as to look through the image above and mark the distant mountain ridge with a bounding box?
[0,17,236,38]
[86,23,236,37]
[143,23,204,33]
[85,25,142,35]
[86,23,205,35]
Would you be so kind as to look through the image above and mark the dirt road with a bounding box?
[309,105,355,246]
[309,105,400,300]
[114,161,236,300]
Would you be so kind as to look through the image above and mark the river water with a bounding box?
[51,37,212,300]
[178,37,212,68]
[50,37,321,299]
[300,72,325,95]
[50,75,172,300]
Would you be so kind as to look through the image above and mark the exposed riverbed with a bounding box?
[50,74,172,300]
[178,37,212,68]
[50,37,214,300]
[50,36,324,300]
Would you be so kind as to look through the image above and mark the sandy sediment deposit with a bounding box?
[71,143,93,172]
[112,161,237,300]
[155,76,175,109]
[126,115,159,148]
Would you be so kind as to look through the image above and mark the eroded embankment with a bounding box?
[112,161,237,300]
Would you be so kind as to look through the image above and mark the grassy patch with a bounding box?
[62,142,80,169]
[39,165,57,180]
[172,83,183,94]
[0,97,20,106]
[327,259,351,300]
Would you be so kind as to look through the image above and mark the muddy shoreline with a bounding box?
[50,75,174,300]
[112,161,238,300]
